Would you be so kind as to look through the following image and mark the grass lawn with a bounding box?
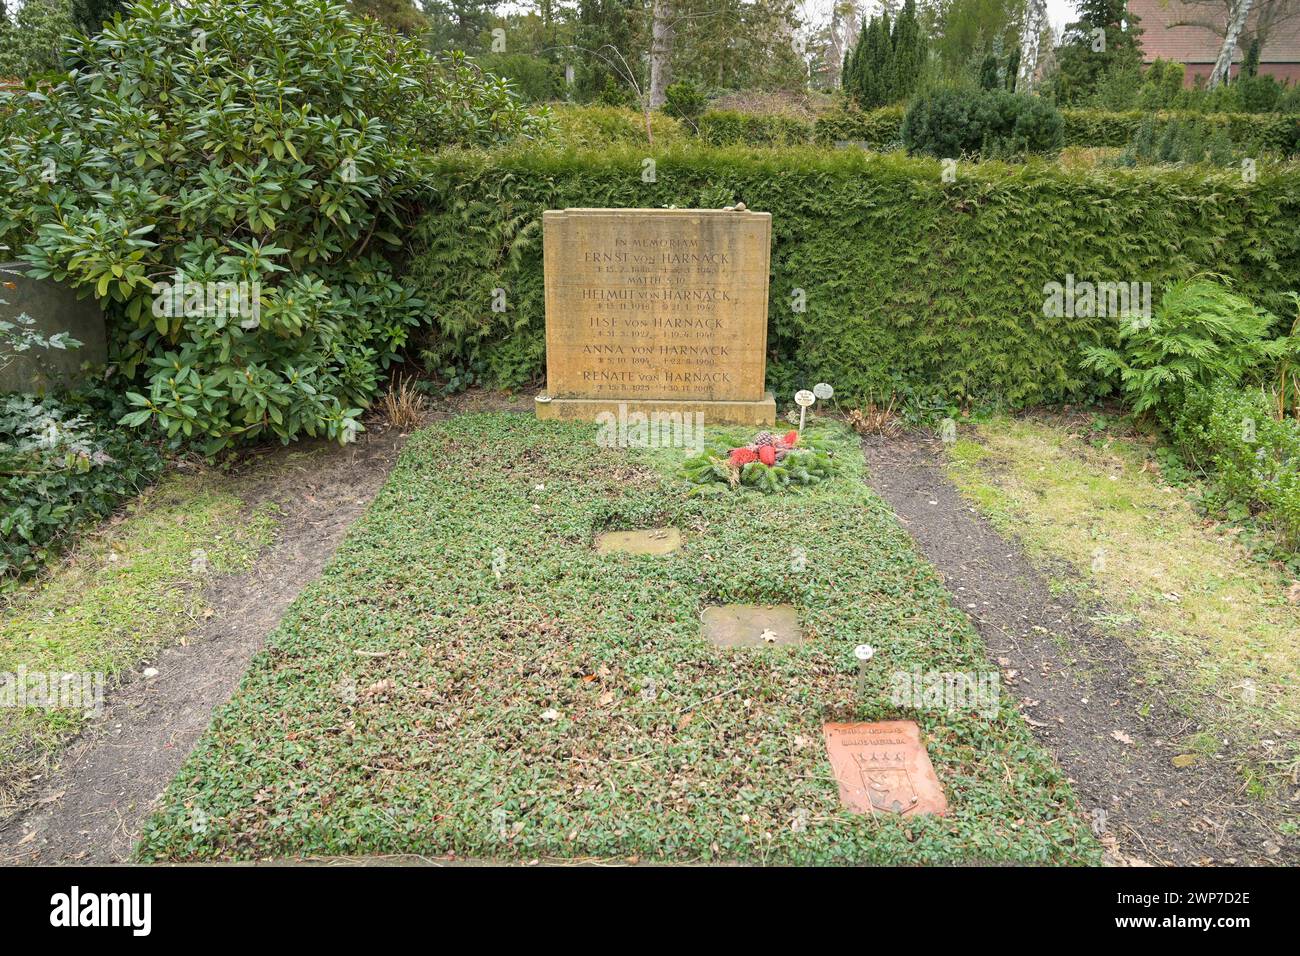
[947,416,1300,798]
[0,473,276,813]
[136,412,1097,864]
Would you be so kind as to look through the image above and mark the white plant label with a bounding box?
[794,389,815,432]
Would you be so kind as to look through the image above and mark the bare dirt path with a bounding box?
[862,433,1293,867]
[0,425,412,863]
[0,392,533,864]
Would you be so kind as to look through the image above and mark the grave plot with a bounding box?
[135,414,1097,864]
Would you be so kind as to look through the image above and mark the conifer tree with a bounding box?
[1243,37,1260,78]
[873,10,893,106]
[843,19,866,93]
[852,10,893,108]
[889,0,924,102]
[844,2,927,109]
[1053,0,1143,104]
[979,52,999,89]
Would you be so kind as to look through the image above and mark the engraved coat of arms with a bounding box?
[852,753,920,815]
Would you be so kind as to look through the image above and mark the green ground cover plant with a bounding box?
[411,146,1300,411]
[135,413,1096,863]
[2,392,164,584]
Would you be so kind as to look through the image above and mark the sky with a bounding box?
[1045,0,1080,32]
[801,0,1082,34]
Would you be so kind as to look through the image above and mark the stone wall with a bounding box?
[0,262,108,393]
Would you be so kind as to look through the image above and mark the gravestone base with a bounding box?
[535,393,776,426]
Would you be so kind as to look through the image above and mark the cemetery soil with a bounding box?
[0,392,530,862]
[133,412,1100,864]
[863,420,1298,866]
[0,424,412,862]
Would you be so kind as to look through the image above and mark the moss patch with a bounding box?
[0,473,276,807]
[947,416,1300,789]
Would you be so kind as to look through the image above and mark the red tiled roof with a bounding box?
[1128,0,1300,63]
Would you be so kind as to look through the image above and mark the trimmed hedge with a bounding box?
[1061,109,1300,155]
[815,106,905,148]
[546,104,687,150]
[409,146,1300,410]
[695,110,817,147]
[691,105,1300,156]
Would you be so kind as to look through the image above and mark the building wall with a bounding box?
[1169,61,1300,88]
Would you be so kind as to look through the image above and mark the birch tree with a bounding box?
[1209,0,1254,87]
[1017,0,1048,91]
[649,0,675,107]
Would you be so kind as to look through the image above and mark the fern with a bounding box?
[1078,274,1294,419]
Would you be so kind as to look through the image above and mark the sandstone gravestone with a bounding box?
[822,720,948,817]
[535,208,776,425]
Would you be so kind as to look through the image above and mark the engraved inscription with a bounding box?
[542,209,772,402]
[822,720,949,817]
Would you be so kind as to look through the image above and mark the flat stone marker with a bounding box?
[701,604,801,648]
[594,527,682,555]
[822,720,948,817]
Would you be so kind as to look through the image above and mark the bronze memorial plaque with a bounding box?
[822,720,948,817]
[535,208,776,425]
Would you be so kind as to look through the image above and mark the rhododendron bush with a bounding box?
[0,0,543,453]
